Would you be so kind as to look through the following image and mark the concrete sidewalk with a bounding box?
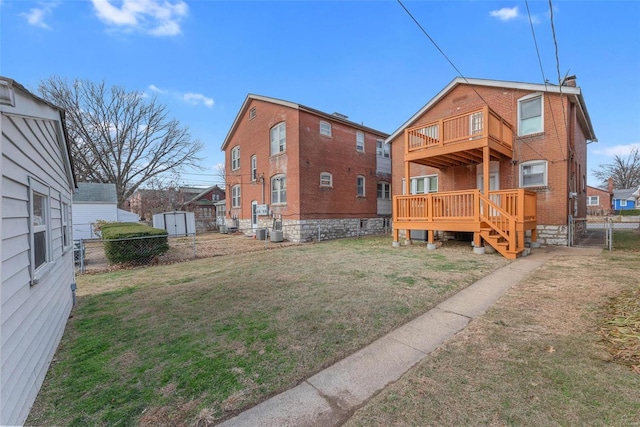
[218,246,602,427]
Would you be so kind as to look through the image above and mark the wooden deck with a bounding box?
[393,189,537,259]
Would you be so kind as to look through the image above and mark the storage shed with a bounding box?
[153,211,196,236]
[1,77,76,425]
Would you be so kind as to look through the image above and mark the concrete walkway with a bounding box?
[218,246,602,427]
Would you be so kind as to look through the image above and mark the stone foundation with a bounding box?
[534,225,568,246]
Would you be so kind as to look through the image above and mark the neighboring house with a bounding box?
[586,185,612,215]
[1,77,76,425]
[128,186,211,222]
[72,182,140,239]
[221,94,390,242]
[388,77,596,258]
[613,187,640,211]
[180,185,225,231]
[214,199,226,226]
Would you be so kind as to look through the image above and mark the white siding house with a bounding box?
[72,182,140,240]
[1,77,76,425]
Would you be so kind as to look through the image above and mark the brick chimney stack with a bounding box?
[563,75,577,87]
[608,177,614,193]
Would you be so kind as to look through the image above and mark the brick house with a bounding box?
[180,185,225,231]
[388,77,596,258]
[221,94,390,242]
[586,185,612,215]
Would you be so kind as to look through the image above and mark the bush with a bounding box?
[102,223,169,265]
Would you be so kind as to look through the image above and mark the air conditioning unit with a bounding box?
[271,230,283,243]
[256,228,267,240]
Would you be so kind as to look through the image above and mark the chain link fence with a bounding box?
[74,222,393,274]
[573,215,640,250]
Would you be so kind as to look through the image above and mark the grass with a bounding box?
[27,236,509,426]
[346,237,640,426]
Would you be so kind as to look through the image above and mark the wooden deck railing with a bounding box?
[394,189,536,225]
[406,106,513,154]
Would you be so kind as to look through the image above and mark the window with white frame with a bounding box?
[470,112,483,136]
[231,185,241,207]
[376,139,390,158]
[251,155,257,181]
[587,196,599,206]
[520,160,547,187]
[270,122,286,155]
[62,202,71,250]
[356,175,365,197]
[410,175,438,194]
[320,172,333,187]
[271,175,286,204]
[231,146,240,170]
[320,120,332,137]
[377,182,391,199]
[620,199,628,207]
[518,94,543,135]
[29,178,50,280]
[356,131,365,152]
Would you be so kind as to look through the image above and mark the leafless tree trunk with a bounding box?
[38,76,203,207]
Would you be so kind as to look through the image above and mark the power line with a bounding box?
[524,0,565,162]
[548,0,569,138]
[395,0,490,107]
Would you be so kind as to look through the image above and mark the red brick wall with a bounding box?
[390,83,589,227]
[586,186,612,214]
[225,98,386,222]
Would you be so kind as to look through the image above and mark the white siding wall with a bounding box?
[72,203,118,240]
[1,91,75,425]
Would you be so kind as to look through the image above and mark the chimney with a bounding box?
[562,75,577,87]
[608,177,614,193]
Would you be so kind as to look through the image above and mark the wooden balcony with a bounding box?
[405,106,513,168]
[393,189,537,259]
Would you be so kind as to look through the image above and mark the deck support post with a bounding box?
[427,230,434,244]
[473,232,482,248]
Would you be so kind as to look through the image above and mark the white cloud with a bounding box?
[490,6,519,21]
[148,84,166,94]
[91,0,188,36]
[147,85,214,108]
[183,93,214,108]
[592,143,640,157]
[21,2,59,29]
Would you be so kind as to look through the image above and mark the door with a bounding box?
[477,162,500,215]
[251,201,258,232]
[165,212,187,236]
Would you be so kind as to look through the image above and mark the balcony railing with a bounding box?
[406,106,513,154]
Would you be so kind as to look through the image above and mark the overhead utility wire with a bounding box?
[524,0,565,162]
[548,0,569,136]
[396,0,490,107]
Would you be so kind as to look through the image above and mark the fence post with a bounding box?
[79,239,85,273]
[192,234,197,258]
[318,226,321,242]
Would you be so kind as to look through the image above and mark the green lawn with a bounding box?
[27,236,509,426]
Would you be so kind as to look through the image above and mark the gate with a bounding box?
[573,215,640,250]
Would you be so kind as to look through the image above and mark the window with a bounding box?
[356,175,365,197]
[377,182,391,199]
[470,112,483,136]
[376,139,390,158]
[249,107,256,120]
[518,94,543,135]
[231,146,240,170]
[270,122,286,155]
[410,175,438,194]
[320,121,332,137]
[29,178,50,282]
[320,172,333,187]
[231,185,241,208]
[356,131,365,152]
[62,202,71,250]
[520,160,547,187]
[620,199,628,207]
[587,196,599,206]
[271,175,286,204]
[251,155,257,181]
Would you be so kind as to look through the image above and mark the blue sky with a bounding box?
[2,0,639,188]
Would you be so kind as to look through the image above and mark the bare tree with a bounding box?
[593,148,640,189]
[38,76,203,207]
[214,162,226,189]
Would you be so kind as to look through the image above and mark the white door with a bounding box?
[251,201,258,232]
[477,162,500,215]
[165,213,187,236]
